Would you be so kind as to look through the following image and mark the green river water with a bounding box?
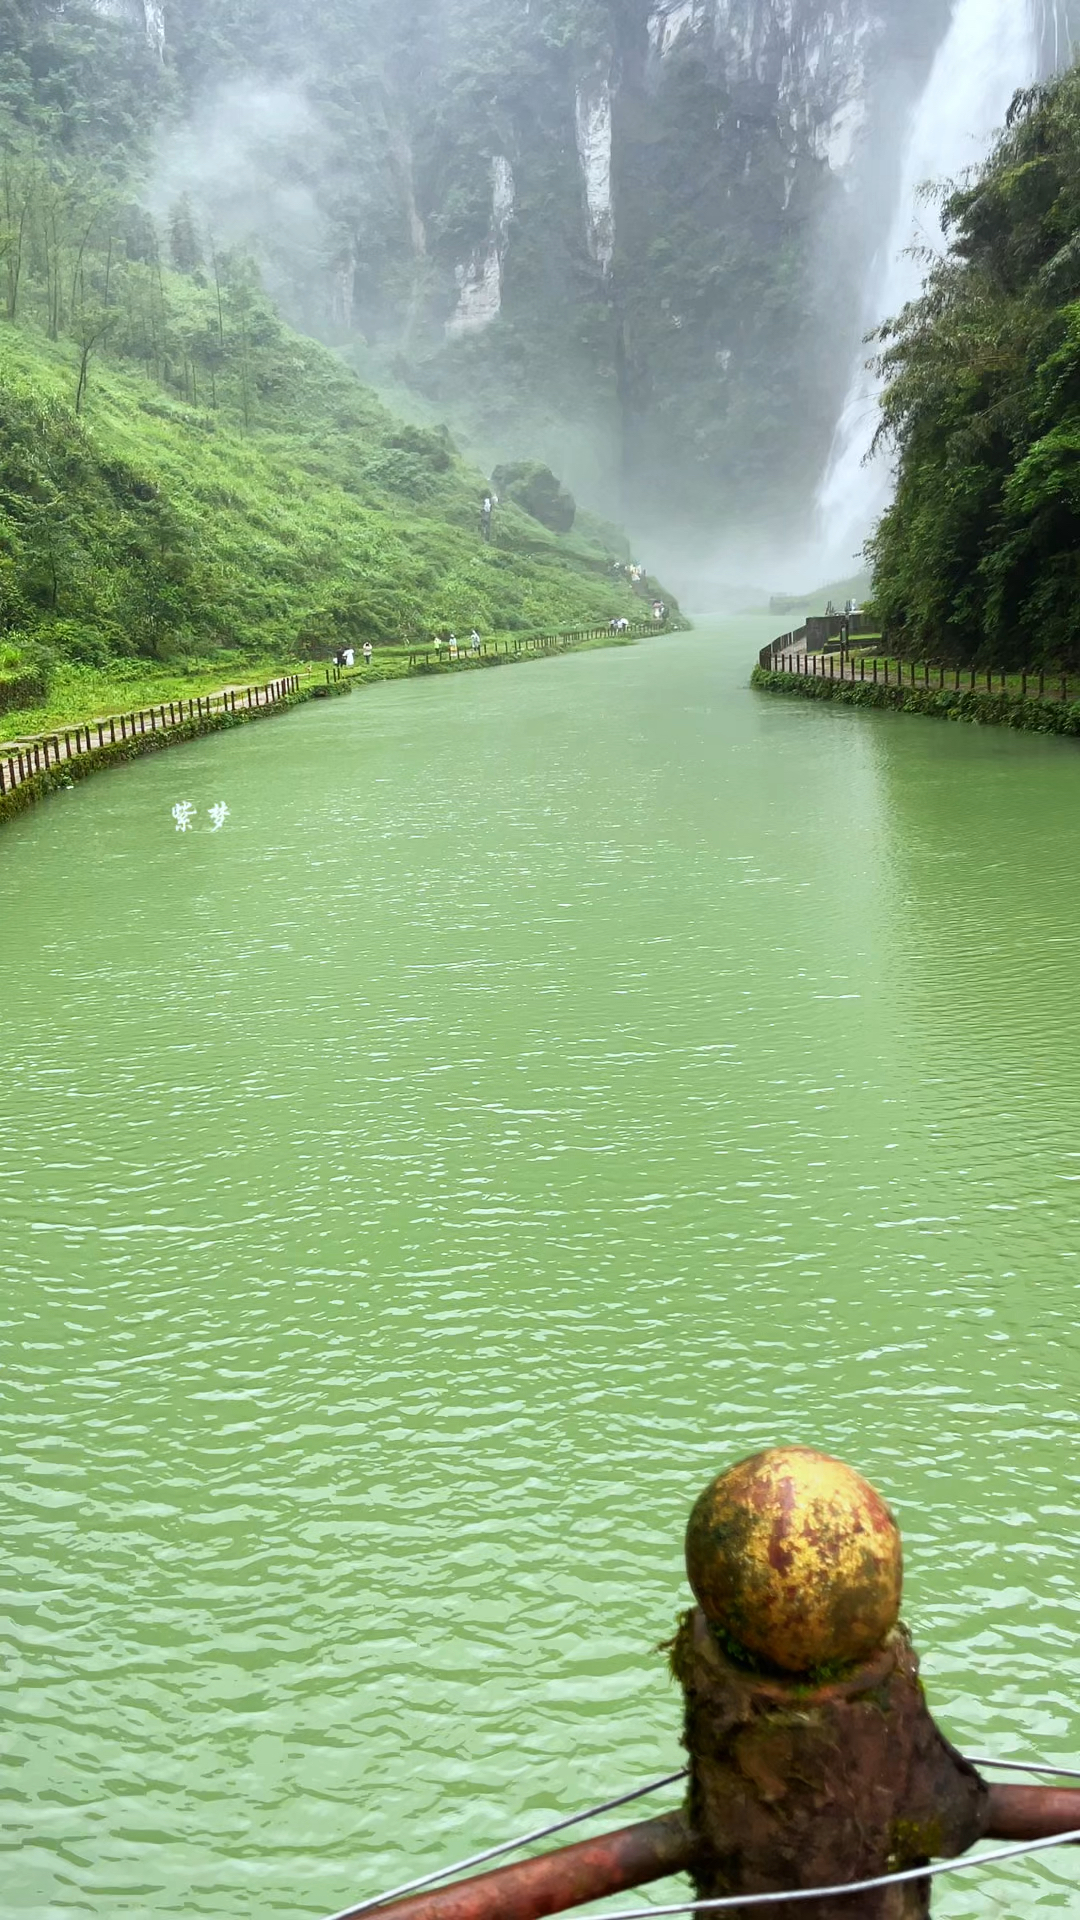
[3,621,1080,1918]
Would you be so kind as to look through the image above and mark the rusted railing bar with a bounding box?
[326,1800,1080,1920]
[332,1813,698,1920]
[317,1773,1080,1920]
[324,1772,688,1920]
[986,1784,1080,1840]
[564,1830,1080,1917]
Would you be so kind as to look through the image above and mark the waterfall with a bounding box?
[815,0,1045,576]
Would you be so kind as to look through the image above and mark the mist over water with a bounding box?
[815,0,1044,579]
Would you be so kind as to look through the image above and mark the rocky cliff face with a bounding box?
[90,0,165,58]
[36,1,1080,548]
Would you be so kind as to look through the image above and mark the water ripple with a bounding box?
[2,624,1080,1916]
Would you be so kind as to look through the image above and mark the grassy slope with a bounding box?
[0,308,651,736]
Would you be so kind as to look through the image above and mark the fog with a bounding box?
[144,0,1080,608]
[148,81,331,323]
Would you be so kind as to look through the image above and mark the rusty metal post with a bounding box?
[676,1448,989,1916]
[329,1449,1080,1920]
[673,1610,984,1917]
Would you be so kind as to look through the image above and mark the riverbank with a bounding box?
[0,656,311,744]
[0,677,342,829]
[0,623,663,830]
[751,665,1080,739]
[1,622,659,742]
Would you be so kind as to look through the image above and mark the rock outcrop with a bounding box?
[38,1,1080,543]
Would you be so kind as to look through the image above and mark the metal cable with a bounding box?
[319,1769,689,1920]
[588,1829,1080,1918]
[318,1752,1080,1920]
[966,1753,1080,1782]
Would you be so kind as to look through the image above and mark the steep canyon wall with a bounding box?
[64,1,1080,561]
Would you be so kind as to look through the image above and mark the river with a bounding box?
[2,621,1079,1919]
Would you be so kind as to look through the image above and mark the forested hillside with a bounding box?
[143,0,1080,549]
[7,0,1078,562]
[1,0,974,550]
[0,1,648,707]
[146,0,958,543]
[870,65,1080,669]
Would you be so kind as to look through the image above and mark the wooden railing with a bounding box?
[0,619,668,800]
[763,647,1079,703]
[400,621,662,669]
[0,674,301,799]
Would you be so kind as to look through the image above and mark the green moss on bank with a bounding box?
[751,665,1080,737]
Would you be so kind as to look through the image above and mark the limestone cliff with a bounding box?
[21,1,1080,545]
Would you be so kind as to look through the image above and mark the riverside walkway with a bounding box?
[0,621,665,808]
[759,634,1080,706]
[0,673,302,801]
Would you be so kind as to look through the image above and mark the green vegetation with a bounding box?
[0,314,642,684]
[870,65,1080,669]
[752,664,1080,737]
[769,574,872,618]
[0,13,655,736]
[0,298,646,721]
[492,461,576,533]
[0,677,344,827]
[0,651,310,741]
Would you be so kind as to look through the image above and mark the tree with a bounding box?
[0,143,36,321]
[169,194,203,275]
[492,460,576,532]
[869,66,1080,669]
[73,303,113,414]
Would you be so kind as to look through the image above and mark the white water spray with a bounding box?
[815,0,1045,576]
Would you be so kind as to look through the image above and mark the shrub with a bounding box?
[0,669,47,713]
[492,461,576,533]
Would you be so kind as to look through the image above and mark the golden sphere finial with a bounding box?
[685,1446,902,1675]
